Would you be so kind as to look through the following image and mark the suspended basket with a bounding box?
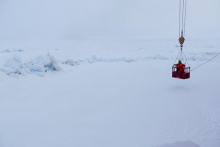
[172,64,190,79]
[172,46,190,80]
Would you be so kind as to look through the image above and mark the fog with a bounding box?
[0,0,219,40]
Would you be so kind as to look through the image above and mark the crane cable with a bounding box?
[184,0,187,36]
[179,0,220,72]
[177,0,219,72]
[176,0,189,66]
[179,0,187,38]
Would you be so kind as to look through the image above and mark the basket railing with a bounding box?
[172,64,190,73]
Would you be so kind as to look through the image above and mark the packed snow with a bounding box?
[155,140,200,147]
[0,38,220,147]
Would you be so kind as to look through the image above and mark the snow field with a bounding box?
[0,38,220,147]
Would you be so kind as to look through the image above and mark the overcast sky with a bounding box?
[0,0,219,40]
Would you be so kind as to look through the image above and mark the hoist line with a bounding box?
[184,0,187,36]
[182,0,184,33]
[179,0,187,37]
[179,0,181,37]
[190,52,220,71]
[177,0,189,66]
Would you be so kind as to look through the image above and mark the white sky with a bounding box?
[0,0,219,40]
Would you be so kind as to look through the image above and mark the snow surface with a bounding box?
[155,140,200,147]
[0,38,220,147]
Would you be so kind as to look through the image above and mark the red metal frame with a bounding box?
[172,64,190,79]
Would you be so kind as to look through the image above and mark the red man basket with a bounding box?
[172,64,190,79]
